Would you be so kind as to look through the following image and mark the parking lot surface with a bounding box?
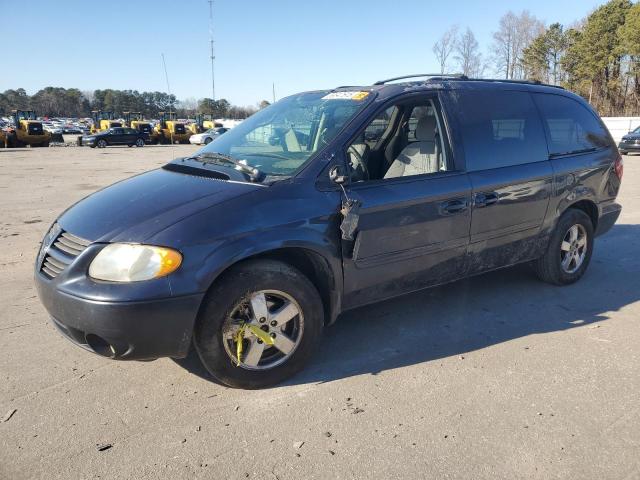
[1,145,639,480]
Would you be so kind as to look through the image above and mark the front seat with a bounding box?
[384,116,438,178]
[348,134,370,181]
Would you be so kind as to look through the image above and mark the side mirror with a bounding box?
[329,165,347,185]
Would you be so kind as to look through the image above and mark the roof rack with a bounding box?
[372,74,564,90]
[373,74,468,85]
[468,78,565,89]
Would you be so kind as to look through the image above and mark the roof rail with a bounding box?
[465,78,565,89]
[372,74,565,90]
[373,74,468,85]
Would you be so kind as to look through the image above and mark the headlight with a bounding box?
[89,244,182,282]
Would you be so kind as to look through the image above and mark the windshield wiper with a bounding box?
[186,152,265,182]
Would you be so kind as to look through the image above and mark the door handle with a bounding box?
[474,192,499,208]
[440,199,468,215]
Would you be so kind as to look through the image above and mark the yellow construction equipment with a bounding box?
[5,110,52,147]
[188,113,221,134]
[0,128,7,148]
[90,111,122,133]
[124,112,156,143]
[154,112,192,144]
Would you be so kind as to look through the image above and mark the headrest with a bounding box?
[415,116,436,142]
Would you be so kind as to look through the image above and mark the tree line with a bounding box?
[433,0,640,116]
[0,87,266,119]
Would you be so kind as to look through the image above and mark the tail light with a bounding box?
[614,154,624,181]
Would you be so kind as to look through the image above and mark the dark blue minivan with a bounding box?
[35,75,623,388]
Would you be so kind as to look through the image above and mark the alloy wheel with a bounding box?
[560,224,587,274]
[222,290,304,370]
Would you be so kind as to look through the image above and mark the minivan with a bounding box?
[35,75,623,389]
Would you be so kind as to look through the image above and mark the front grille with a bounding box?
[40,228,91,279]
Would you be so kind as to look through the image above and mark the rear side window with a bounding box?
[454,90,547,171]
[533,94,611,156]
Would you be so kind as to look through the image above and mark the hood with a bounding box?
[622,132,640,140]
[57,167,261,243]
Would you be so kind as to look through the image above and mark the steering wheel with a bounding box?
[347,145,370,182]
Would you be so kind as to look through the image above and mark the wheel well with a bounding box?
[567,200,598,230]
[211,248,337,325]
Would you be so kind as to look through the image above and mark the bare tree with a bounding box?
[454,28,484,77]
[492,10,544,79]
[433,26,459,74]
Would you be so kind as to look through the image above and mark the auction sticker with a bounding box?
[322,91,370,101]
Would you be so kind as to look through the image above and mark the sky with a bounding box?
[4,0,605,106]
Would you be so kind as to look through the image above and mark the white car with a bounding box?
[189,127,228,145]
[43,124,63,135]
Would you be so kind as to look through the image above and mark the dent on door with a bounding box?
[341,174,472,309]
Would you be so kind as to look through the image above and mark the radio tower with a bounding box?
[208,0,215,101]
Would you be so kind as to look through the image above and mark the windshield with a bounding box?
[199,90,372,176]
[633,126,640,133]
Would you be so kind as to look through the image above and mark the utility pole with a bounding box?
[208,0,215,101]
[272,83,276,104]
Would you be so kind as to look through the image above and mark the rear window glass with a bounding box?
[454,90,547,171]
[533,94,610,156]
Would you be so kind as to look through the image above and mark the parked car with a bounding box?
[62,124,83,134]
[43,123,63,135]
[189,127,228,145]
[35,75,622,388]
[617,126,640,154]
[81,127,147,148]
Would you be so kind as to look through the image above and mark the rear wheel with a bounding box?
[97,139,107,148]
[204,137,212,145]
[194,259,324,389]
[135,138,145,147]
[533,209,594,285]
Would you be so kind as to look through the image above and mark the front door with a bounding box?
[340,95,472,309]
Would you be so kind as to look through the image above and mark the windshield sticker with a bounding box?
[322,91,370,101]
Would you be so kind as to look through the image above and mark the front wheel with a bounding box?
[97,139,107,148]
[194,259,324,389]
[533,209,594,285]
[204,137,212,145]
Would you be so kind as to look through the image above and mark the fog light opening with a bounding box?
[85,334,117,358]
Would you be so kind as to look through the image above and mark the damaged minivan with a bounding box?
[35,75,622,388]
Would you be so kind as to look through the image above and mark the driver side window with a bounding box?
[346,98,449,182]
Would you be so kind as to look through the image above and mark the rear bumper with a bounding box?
[596,202,622,237]
[35,274,204,360]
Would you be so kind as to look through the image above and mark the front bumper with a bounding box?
[618,142,640,152]
[35,269,204,361]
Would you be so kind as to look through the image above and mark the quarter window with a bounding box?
[533,94,611,156]
[454,90,548,171]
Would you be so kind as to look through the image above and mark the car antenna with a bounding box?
[161,53,176,154]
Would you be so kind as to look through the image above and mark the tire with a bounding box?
[619,150,628,155]
[194,259,324,389]
[533,208,594,285]
[204,137,212,145]
[135,138,145,147]
[127,143,133,147]
[97,139,107,148]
